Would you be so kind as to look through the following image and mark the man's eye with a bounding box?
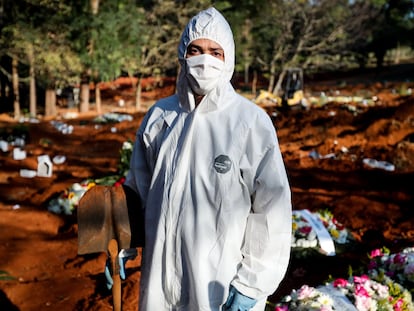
[188,47,199,55]
[212,51,224,60]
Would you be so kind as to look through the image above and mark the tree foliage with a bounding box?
[69,0,146,82]
[140,0,213,75]
[1,0,82,87]
[0,0,413,114]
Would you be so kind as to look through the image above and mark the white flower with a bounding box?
[315,293,334,307]
[122,141,133,150]
[354,295,375,311]
[72,183,84,191]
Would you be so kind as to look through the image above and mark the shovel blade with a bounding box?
[77,184,143,255]
[77,185,116,254]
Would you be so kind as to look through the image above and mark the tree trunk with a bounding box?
[80,82,90,113]
[45,88,57,117]
[90,0,99,15]
[12,58,20,119]
[95,83,102,114]
[268,60,276,93]
[273,68,286,96]
[28,44,37,118]
[252,70,257,96]
[244,61,249,85]
[241,18,252,86]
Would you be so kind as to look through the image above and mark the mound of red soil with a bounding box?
[0,73,413,310]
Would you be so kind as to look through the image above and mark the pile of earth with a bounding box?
[0,66,413,310]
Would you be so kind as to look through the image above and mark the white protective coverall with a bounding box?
[125,7,292,311]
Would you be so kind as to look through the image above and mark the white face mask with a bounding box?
[186,54,225,95]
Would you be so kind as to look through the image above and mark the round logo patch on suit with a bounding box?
[214,155,232,174]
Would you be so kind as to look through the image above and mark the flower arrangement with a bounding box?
[292,211,318,248]
[368,247,414,293]
[268,246,414,311]
[271,285,336,310]
[317,209,349,244]
[48,180,96,215]
[270,274,414,311]
[47,140,132,215]
[118,140,133,177]
[331,275,413,311]
[93,112,133,124]
[292,209,352,256]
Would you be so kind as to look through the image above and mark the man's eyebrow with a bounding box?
[187,43,201,49]
[187,43,223,52]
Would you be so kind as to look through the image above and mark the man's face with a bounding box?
[186,39,225,61]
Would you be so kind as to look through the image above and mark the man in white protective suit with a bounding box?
[120,7,292,311]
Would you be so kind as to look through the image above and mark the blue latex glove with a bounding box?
[222,285,257,311]
[104,248,137,290]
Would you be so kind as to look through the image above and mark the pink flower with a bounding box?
[333,218,345,230]
[355,284,370,297]
[114,176,126,187]
[370,249,383,258]
[297,285,315,299]
[275,306,289,311]
[355,295,372,311]
[393,253,406,265]
[353,275,369,284]
[333,278,348,288]
[299,226,312,234]
[393,298,404,311]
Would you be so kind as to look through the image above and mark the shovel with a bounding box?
[77,184,145,310]
[77,185,132,254]
[108,239,122,311]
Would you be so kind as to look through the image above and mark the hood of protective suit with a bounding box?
[177,7,235,112]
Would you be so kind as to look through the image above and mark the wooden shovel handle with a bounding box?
[108,239,122,311]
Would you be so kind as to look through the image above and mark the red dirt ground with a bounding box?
[0,67,413,310]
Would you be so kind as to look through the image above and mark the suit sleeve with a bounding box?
[124,111,153,208]
[232,112,292,299]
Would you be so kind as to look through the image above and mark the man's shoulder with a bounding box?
[152,94,179,110]
[232,92,268,117]
[225,92,275,134]
[141,94,179,128]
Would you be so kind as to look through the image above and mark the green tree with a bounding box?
[368,0,414,67]
[141,0,213,75]
[0,0,82,117]
[70,0,147,112]
[250,0,356,94]
[1,0,413,117]
[216,0,268,94]
[130,0,212,109]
